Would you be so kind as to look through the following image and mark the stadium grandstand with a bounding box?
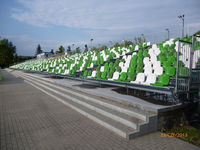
[10,35,200,104]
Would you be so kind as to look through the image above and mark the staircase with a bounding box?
[13,70,158,140]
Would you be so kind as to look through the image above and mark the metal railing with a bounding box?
[174,35,200,100]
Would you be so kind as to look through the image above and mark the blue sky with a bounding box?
[0,0,200,56]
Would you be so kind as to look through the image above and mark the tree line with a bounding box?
[35,36,147,56]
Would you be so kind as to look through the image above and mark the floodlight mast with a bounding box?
[178,14,185,38]
[166,28,170,40]
[90,39,93,50]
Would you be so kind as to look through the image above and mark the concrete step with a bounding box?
[14,71,157,139]
[22,72,155,121]
[24,77,137,139]
[21,74,141,129]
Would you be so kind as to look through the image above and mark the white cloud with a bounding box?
[11,0,169,30]
[8,0,200,55]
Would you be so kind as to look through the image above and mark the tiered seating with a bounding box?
[10,36,200,87]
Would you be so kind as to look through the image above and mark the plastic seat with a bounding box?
[144,67,153,75]
[152,44,157,49]
[127,55,132,61]
[104,65,109,72]
[126,72,136,82]
[158,55,166,64]
[108,72,120,81]
[137,57,143,64]
[138,50,143,56]
[143,74,157,85]
[82,70,88,77]
[152,61,161,70]
[165,66,175,77]
[154,48,161,56]
[107,70,114,79]
[135,45,139,50]
[136,65,144,74]
[168,56,176,64]
[148,48,154,56]
[91,71,97,78]
[130,73,145,84]
[101,71,107,79]
[152,74,170,86]
[163,61,171,70]
[109,62,114,68]
[119,62,124,68]
[115,72,127,82]
[90,63,94,68]
[121,67,128,73]
[143,57,150,65]
[147,42,151,46]
[96,66,100,71]
[87,70,92,77]
[100,66,105,72]
[150,54,157,63]
[124,61,130,68]
[115,66,122,72]
[154,66,163,76]
[128,66,136,73]
[96,71,101,79]
[143,50,150,57]
[144,61,152,68]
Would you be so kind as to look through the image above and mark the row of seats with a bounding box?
[10,36,200,87]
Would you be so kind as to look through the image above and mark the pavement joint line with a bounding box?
[18,73,138,129]
[24,80,127,138]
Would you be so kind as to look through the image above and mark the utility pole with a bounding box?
[178,14,185,38]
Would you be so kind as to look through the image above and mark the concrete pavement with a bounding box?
[0,69,199,150]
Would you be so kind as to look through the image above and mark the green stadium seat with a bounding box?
[101,71,107,79]
[152,74,170,86]
[115,72,127,82]
[126,72,136,82]
[165,66,175,77]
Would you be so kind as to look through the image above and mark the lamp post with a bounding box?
[90,39,93,50]
[72,44,75,54]
[178,14,185,38]
[166,28,170,40]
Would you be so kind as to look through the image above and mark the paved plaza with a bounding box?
[0,70,199,150]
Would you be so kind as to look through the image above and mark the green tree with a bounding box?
[121,40,133,47]
[67,46,71,54]
[99,45,107,51]
[0,38,16,67]
[50,49,54,54]
[35,44,42,56]
[91,46,97,51]
[75,47,80,53]
[134,36,146,45]
[56,45,65,54]
[113,42,120,48]
[59,45,65,53]
[195,30,200,35]
[84,44,88,52]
